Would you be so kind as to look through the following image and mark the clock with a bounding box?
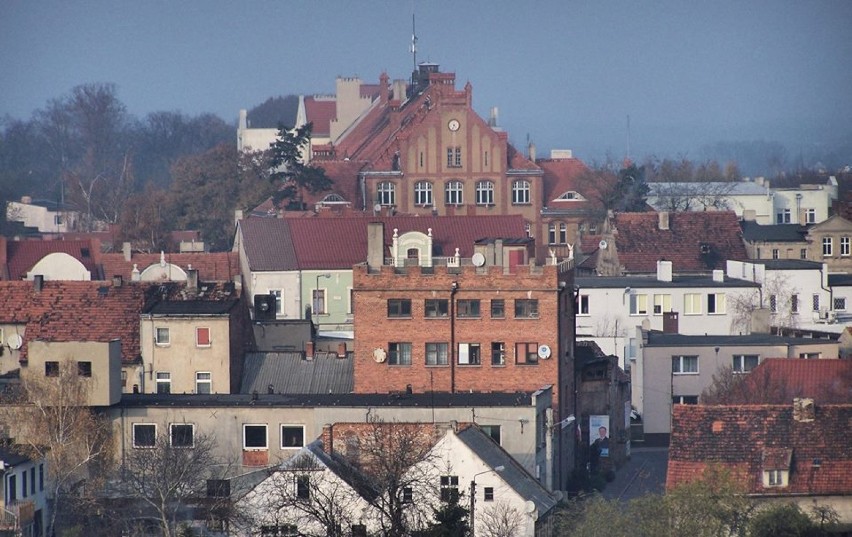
[448,119,460,132]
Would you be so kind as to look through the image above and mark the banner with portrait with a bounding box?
[589,415,610,457]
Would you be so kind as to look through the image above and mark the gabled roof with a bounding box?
[611,211,748,273]
[538,157,595,215]
[739,358,852,403]
[0,280,156,364]
[304,96,337,137]
[4,238,102,280]
[740,221,809,242]
[239,215,527,271]
[667,404,852,496]
[99,251,240,283]
[240,352,354,395]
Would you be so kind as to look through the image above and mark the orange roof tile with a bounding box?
[5,238,102,280]
[99,252,240,283]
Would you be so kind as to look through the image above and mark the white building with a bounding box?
[6,197,78,234]
[1,447,48,537]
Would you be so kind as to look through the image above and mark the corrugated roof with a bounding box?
[240,352,354,395]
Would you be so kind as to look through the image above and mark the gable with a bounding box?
[27,252,91,280]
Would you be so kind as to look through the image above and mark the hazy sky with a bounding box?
[2,0,851,163]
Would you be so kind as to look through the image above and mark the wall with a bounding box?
[25,340,121,406]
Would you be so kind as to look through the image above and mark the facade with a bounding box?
[1,447,48,537]
[805,215,852,273]
[739,220,810,261]
[24,340,122,407]
[646,180,774,223]
[634,330,840,443]
[6,196,78,234]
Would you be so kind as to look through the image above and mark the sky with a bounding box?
[2,0,852,165]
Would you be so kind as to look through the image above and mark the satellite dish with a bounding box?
[471,252,486,267]
[537,344,552,359]
[7,334,23,350]
[373,204,382,213]
[373,348,387,363]
[598,239,608,250]
[525,500,536,514]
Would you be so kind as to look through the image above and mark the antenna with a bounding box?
[626,114,631,162]
[410,3,418,71]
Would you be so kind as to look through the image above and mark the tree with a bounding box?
[477,501,523,537]
[117,429,222,537]
[267,123,333,210]
[728,272,799,336]
[0,360,114,536]
[424,491,470,537]
[116,184,174,252]
[749,503,835,537]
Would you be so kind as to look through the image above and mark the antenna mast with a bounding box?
[410,7,418,71]
[626,114,631,162]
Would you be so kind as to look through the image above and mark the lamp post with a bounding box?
[470,465,504,537]
[314,273,331,327]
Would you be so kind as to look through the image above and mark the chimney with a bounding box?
[321,424,334,455]
[186,269,199,292]
[34,274,44,292]
[528,142,536,162]
[122,242,132,262]
[392,79,406,102]
[656,260,673,282]
[239,109,248,130]
[337,342,347,358]
[21,195,32,204]
[663,312,679,334]
[379,72,390,102]
[305,341,315,360]
[112,275,123,288]
[658,212,670,231]
[742,209,757,222]
[750,308,771,334]
[793,398,815,422]
[367,222,385,270]
[712,269,724,283]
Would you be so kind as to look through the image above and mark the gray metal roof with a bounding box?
[645,332,837,348]
[456,426,560,515]
[760,259,824,270]
[648,181,770,196]
[575,275,758,289]
[240,352,354,395]
[828,274,852,287]
[238,218,299,272]
[740,221,809,242]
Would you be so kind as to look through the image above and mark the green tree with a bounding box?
[426,493,470,537]
[749,503,829,537]
[267,123,333,210]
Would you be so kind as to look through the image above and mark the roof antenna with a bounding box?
[410,2,418,71]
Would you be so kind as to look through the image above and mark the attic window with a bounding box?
[762,448,792,488]
[764,469,789,488]
[555,191,584,201]
[81,247,90,258]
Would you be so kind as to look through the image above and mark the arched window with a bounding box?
[377,182,395,206]
[475,180,494,205]
[512,180,530,204]
[445,181,464,206]
[414,181,433,206]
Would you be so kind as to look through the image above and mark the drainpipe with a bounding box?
[450,281,458,393]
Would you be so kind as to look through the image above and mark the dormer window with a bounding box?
[762,448,792,488]
[555,191,585,201]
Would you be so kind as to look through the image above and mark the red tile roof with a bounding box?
[4,238,102,280]
[736,358,852,403]
[304,97,337,137]
[667,404,852,496]
[99,252,240,283]
[613,211,747,273]
[538,158,592,205]
[0,280,156,364]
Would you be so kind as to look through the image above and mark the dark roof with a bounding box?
[456,426,560,514]
[575,275,758,289]
[240,352,354,395]
[759,259,824,270]
[740,221,809,242]
[0,445,31,467]
[829,274,852,287]
[116,391,536,408]
[145,299,238,315]
[645,332,837,348]
[667,404,852,495]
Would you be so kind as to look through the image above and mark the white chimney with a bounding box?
[658,212,670,231]
[712,269,724,283]
[657,260,673,282]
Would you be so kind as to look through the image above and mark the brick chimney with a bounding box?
[321,424,334,455]
[793,398,815,422]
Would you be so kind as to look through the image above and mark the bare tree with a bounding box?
[701,365,795,405]
[728,272,800,336]
[118,429,221,537]
[0,360,114,536]
[479,501,524,537]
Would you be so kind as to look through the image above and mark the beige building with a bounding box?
[806,215,852,273]
[23,340,122,407]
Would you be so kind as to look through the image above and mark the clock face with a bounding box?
[448,119,460,132]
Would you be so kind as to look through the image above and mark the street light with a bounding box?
[314,273,331,320]
[470,465,505,537]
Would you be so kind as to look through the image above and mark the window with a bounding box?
[791,294,799,314]
[196,372,212,394]
[39,464,43,491]
[484,487,495,502]
[440,475,459,502]
[281,425,305,448]
[268,289,283,315]
[196,327,211,347]
[426,343,449,366]
[629,294,649,315]
[799,352,821,360]
[76,361,92,377]
[516,342,539,365]
[54,214,64,226]
[7,474,15,503]
[170,424,195,448]
[653,294,671,315]
[296,475,310,500]
[800,248,808,260]
[772,248,779,260]
[445,180,464,205]
[481,425,501,444]
[458,343,481,365]
[733,355,759,373]
[707,293,726,314]
[491,342,506,366]
[447,147,461,168]
[842,236,851,256]
[133,424,157,448]
[30,468,35,495]
[834,297,847,311]
[514,299,539,319]
[387,299,412,318]
[475,181,494,205]
[45,361,59,377]
[388,342,412,365]
[243,424,268,450]
[812,294,820,312]
[805,208,816,224]
[684,293,702,315]
[672,395,699,405]
[21,472,27,499]
[155,327,170,345]
[414,181,433,206]
[425,299,449,318]
[490,299,505,318]
[512,180,531,204]
[578,294,590,315]
[377,182,395,206]
[402,487,413,504]
[672,355,699,374]
[156,372,171,394]
[548,222,567,244]
[769,294,777,313]
[456,299,480,318]
[823,237,833,256]
[776,209,791,224]
[766,470,787,487]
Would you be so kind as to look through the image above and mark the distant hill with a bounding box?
[247,95,299,129]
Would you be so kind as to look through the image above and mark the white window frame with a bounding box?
[672,355,699,375]
[414,181,433,206]
[805,208,816,224]
[684,293,702,315]
[196,326,211,347]
[196,371,212,394]
[765,469,787,487]
[170,423,195,448]
[132,423,157,448]
[629,294,649,315]
[732,354,759,373]
[377,182,395,206]
[155,372,171,394]
[445,180,464,205]
[653,294,672,315]
[834,297,847,311]
[776,208,791,224]
[512,180,531,204]
[841,236,850,257]
[475,180,494,205]
[243,424,268,451]
[270,289,283,315]
[312,288,327,315]
[707,293,726,315]
[155,327,170,346]
[822,237,833,257]
[280,424,306,449]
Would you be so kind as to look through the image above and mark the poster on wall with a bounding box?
[589,415,610,457]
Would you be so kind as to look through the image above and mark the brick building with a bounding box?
[352,222,577,488]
